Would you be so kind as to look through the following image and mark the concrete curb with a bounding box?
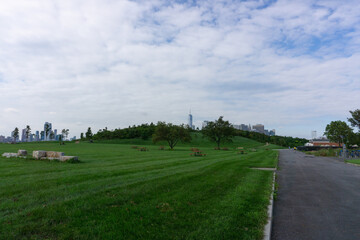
[263,171,276,240]
[346,162,360,167]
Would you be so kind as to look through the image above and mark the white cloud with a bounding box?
[0,0,359,138]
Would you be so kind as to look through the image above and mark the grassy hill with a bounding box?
[0,137,280,240]
[92,133,281,149]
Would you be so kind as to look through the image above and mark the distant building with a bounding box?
[308,138,341,147]
[0,135,5,143]
[35,131,40,141]
[269,129,276,136]
[252,124,265,134]
[311,131,317,139]
[21,128,26,142]
[188,112,193,129]
[241,124,251,131]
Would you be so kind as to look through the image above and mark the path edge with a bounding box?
[263,171,276,240]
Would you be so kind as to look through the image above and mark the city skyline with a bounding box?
[0,1,359,138]
[0,112,281,142]
[0,121,75,143]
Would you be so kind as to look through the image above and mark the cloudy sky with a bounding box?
[1,0,359,139]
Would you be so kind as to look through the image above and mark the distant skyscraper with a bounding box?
[269,129,276,136]
[240,124,250,131]
[252,124,265,134]
[21,128,26,142]
[188,111,193,129]
[311,131,317,139]
[35,131,40,141]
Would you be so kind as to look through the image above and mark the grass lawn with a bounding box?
[346,159,360,165]
[0,137,279,240]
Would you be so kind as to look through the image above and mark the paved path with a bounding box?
[271,150,360,240]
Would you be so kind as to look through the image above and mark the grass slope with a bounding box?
[0,138,279,240]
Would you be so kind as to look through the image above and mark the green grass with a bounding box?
[347,159,360,165]
[0,137,278,240]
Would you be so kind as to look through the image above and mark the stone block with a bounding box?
[33,151,47,159]
[46,151,64,158]
[17,149,27,156]
[59,156,79,162]
[2,152,18,158]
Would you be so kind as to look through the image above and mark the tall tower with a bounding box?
[188,110,193,129]
[311,131,317,139]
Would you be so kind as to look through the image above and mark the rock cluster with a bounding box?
[1,149,78,162]
[32,150,78,162]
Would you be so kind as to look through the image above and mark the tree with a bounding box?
[202,116,235,149]
[44,123,51,141]
[13,127,19,143]
[348,109,360,132]
[86,127,93,139]
[152,122,191,150]
[80,133,84,140]
[49,131,55,140]
[65,129,69,140]
[25,125,31,142]
[61,129,69,141]
[324,121,353,146]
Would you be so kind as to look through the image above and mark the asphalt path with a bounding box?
[271,149,360,240]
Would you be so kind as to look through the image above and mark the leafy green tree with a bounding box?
[202,116,235,149]
[86,127,93,139]
[348,109,360,132]
[13,127,19,143]
[80,133,84,140]
[347,132,360,146]
[61,129,69,141]
[25,125,31,142]
[152,122,191,150]
[324,121,353,146]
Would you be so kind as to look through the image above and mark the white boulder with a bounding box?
[33,151,47,159]
[17,149,27,156]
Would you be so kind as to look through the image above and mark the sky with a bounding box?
[0,0,359,139]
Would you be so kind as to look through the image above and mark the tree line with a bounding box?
[88,117,307,149]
